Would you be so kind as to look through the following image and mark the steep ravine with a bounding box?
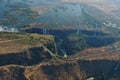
[0,60,120,80]
[0,47,52,66]
[38,60,120,80]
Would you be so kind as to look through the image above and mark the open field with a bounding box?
[0,32,53,54]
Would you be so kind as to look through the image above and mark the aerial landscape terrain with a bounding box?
[0,0,120,80]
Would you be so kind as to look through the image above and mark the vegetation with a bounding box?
[62,33,120,55]
[0,2,39,28]
[86,36,119,48]
[62,34,88,55]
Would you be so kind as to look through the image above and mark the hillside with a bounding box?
[0,0,120,80]
[0,32,120,80]
[0,32,56,66]
[0,50,120,80]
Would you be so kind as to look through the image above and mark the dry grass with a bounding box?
[0,32,53,54]
[73,46,120,60]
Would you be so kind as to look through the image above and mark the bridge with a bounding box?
[39,44,57,57]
